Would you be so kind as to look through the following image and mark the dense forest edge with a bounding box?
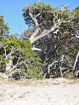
[0,2,79,80]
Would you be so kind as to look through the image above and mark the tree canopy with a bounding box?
[22,2,79,78]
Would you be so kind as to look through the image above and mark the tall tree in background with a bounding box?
[0,16,9,37]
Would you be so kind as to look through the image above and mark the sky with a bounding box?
[0,0,79,36]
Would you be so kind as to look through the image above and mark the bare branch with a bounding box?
[29,13,40,43]
[48,61,58,74]
[29,13,39,27]
[35,13,41,18]
[30,20,61,44]
[10,59,29,72]
[32,47,42,51]
[72,51,79,73]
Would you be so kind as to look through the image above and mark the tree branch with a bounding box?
[48,60,58,74]
[72,51,79,73]
[32,47,42,51]
[30,19,61,44]
[29,13,40,43]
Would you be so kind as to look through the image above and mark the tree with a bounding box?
[22,2,79,78]
[0,35,43,79]
[0,15,43,79]
[0,16,9,37]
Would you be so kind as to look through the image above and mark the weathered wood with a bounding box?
[48,61,58,74]
[72,51,79,73]
[29,12,62,44]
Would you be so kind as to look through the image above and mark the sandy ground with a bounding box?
[0,78,79,105]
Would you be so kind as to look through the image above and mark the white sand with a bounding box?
[0,78,79,105]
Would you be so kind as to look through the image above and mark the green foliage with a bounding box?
[0,16,9,36]
[20,40,32,58]
[31,2,53,12]
[0,34,43,79]
[74,7,79,18]
[23,2,53,15]
[28,55,44,79]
